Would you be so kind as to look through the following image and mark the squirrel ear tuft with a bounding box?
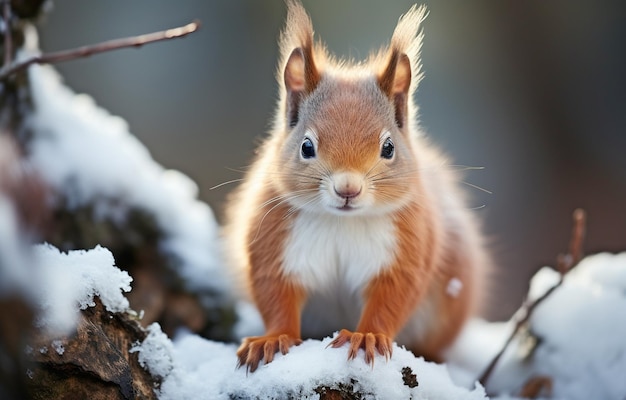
[281,1,321,127]
[377,5,428,128]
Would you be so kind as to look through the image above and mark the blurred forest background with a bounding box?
[37,0,626,320]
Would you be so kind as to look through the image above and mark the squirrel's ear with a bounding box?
[378,50,411,128]
[284,46,320,127]
[377,5,427,129]
[281,0,321,128]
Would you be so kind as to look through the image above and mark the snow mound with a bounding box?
[32,244,132,333]
[24,61,226,295]
[448,252,626,400]
[525,252,626,399]
[1,199,133,335]
[130,327,487,400]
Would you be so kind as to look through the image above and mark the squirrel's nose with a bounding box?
[334,186,362,199]
[332,172,363,200]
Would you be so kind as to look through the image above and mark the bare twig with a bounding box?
[0,19,200,80]
[2,0,11,67]
[569,208,586,265]
[478,209,587,387]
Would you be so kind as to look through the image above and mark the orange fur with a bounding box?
[223,1,488,373]
[234,186,307,372]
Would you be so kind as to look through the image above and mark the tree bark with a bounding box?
[25,298,158,400]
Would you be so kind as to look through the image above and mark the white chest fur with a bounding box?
[282,212,398,294]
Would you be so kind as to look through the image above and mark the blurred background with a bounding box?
[36,0,625,320]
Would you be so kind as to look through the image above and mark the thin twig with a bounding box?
[0,19,200,80]
[2,0,11,67]
[478,209,587,387]
[569,208,586,265]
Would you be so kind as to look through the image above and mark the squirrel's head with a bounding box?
[273,1,427,216]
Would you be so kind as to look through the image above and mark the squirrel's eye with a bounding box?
[381,137,395,159]
[301,137,316,159]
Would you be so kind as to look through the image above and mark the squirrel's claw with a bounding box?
[237,334,302,373]
[328,329,393,366]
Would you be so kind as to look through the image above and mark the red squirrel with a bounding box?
[224,1,489,372]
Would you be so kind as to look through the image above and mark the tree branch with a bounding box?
[0,19,200,80]
[478,209,587,387]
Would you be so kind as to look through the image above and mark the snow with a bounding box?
[1,163,132,334]
[0,195,33,298]
[132,327,488,400]
[32,244,132,334]
[21,31,227,296]
[445,319,514,389]
[447,252,626,400]
[446,277,464,298]
[0,136,37,302]
[51,340,65,355]
[131,323,175,380]
[522,253,626,399]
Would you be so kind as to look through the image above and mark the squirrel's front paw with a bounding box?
[236,334,302,373]
[328,329,393,365]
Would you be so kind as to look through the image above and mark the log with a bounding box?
[25,298,158,400]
